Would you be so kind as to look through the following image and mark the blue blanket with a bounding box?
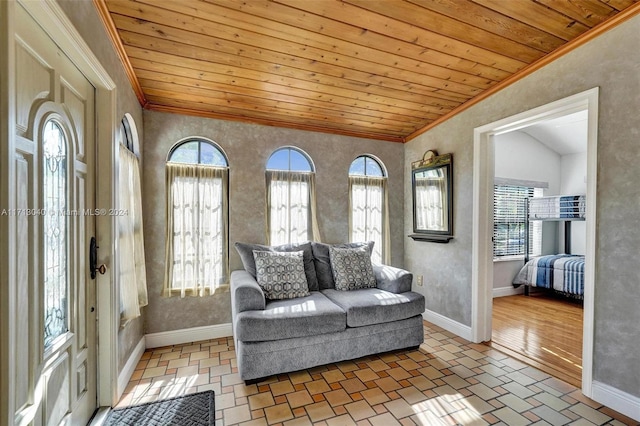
[513,254,585,296]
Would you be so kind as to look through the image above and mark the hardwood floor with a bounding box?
[490,292,584,387]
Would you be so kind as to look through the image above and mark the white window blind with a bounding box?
[493,185,543,258]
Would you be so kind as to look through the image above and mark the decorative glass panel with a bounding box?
[43,120,68,348]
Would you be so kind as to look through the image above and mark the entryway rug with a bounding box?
[104,390,215,426]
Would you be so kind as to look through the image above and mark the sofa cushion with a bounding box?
[321,288,425,328]
[235,241,319,291]
[329,246,376,291]
[312,241,374,290]
[235,292,346,342]
[253,250,310,300]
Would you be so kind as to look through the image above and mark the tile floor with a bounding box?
[117,321,638,425]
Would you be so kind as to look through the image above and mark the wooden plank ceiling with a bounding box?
[96,0,639,142]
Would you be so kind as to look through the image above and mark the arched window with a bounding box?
[117,114,147,322]
[164,138,229,297]
[266,147,319,245]
[349,155,389,264]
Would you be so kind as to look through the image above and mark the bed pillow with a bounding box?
[329,246,377,291]
[253,250,310,300]
[312,241,374,289]
[235,241,319,291]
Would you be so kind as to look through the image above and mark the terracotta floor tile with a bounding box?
[322,369,347,384]
[360,388,390,406]
[345,400,376,421]
[287,390,314,409]
[354,368,380,383]
[264,403,294,423]
[324,389,353,407]
[270,380,295,396]
[305,379,331,395]
[305,401,335,422]
[248,392,275,410]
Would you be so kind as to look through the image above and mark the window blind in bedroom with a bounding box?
[493,185,543,258]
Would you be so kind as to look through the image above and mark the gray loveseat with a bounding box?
[231,241,425,381]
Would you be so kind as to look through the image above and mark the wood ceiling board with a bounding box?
[406,0,567,53]
[194,0,502,88]
[111,14,476,105]
[137,76,424,131]
[470,0,591,41]
[138,70,428,129]
[534,0,618,27]
[144,95,413,140]
[343,0,547,62]
[132,64,447,121]
[220,0,512,82]
[599,0,638,11]
[276,0,529,73]
[108,2,486,98]
[141,83,419,136]
[123,45,459,116]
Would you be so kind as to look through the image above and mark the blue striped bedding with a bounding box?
[513,254,585,297]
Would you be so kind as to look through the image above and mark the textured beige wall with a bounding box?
[405,16,640,397]
[143,111,405,333]
[56,0,145,372]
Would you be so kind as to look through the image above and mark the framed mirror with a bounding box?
[410,150,454,242]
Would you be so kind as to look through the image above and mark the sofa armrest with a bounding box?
[373,264,413,293]
[231,270,266,313]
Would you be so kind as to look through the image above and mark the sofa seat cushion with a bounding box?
[235,292,346,342]
[321,288,425,328]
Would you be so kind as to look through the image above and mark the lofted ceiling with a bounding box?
[95,0,639,142]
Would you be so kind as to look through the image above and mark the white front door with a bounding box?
[10,3,97,424]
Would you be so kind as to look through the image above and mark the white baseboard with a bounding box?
[145,323,233,349]
[493,286,524,298]
[117,337,146,399]
[592,381,640,422]
[422,309,473,341]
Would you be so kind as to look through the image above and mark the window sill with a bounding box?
[493,256,526,263]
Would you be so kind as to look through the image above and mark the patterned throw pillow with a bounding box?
[329,246,377,291]
[253,250,310,300]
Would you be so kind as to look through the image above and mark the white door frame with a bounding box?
[471,88,599,397]
[19,0,120,407]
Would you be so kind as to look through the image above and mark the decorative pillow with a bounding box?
[235,241,319,291]
[312,241,374,289]
[329,246,377,291]
[253,250,310,300]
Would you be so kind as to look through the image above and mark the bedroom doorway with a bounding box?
[490,111,588,387]
[471,88,599,397]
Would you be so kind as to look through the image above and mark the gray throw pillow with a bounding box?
[253,250,310,300]
[312,241,374,289]
[329,246,377,291]
[235,241,319,291]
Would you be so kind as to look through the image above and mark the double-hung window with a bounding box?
[349,155,389,264]
[164,139,229,297]
[493,183,544,258]
[266,147,320,245]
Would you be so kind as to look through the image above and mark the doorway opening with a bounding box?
[471,88,598,396]
[490,111,587,387]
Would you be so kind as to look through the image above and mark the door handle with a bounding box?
[90,237,107,279]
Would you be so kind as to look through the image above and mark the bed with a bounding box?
[513,254,585,298]
[513,195,586,299]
